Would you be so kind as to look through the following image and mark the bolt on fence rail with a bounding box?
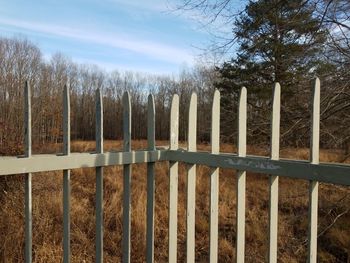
[0,79,349,263]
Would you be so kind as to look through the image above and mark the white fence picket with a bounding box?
[308,78,320,263]
[268,83,281,263]
[210,90,220,263]
[168,94,179,263]
[186,93,197,263]
[236,87,247,263]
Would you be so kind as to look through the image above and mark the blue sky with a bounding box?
[0,0,214,74]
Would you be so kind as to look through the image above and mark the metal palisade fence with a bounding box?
[0,79,350,263]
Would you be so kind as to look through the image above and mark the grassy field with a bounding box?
[0,140,349,262]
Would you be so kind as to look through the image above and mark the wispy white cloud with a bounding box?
[105,0,169,13]
[71,56,175,75]
[0,17,193,65]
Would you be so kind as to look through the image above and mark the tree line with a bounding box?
[0,37,217,154]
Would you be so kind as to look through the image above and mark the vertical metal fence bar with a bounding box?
[122,91,132,263]
[95,89,104,263]
[209,90,220,263]
[307,78,320,263]
[63,85,71,263]
[268,83,281,263]
[146,94,156,263]
[24,81,32,263]
[186,93,197,263]
[236,87,247,263]
[168,94,179,263]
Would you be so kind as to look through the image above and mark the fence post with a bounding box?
[122,91,132,263]
[186,92,197,263]
[236,87,247,263]
[146,94,156,263]
[63,85,71,263]
[209,90,220,263]
[168,94,179,263]
[95,89,104,263]
[268,83,281,263]
[24,81,32,263]
[307,78,320,263]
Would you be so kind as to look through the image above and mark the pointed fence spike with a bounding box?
[170,94,179,150]
[211,90,220,154]
[63,85,71,155]
[95,89,103,154]
[236,86,247,263]
[24,81,32,157]
[210,89,220,263]
[268,83,281,263]
[95,88,104,263]
[147,94,156,151]
[308,78,320,263]
[24,81,32,263]
[186,92,197,263]
[63,84,71,263]
[123,91,132,151]
[122,91,132,263]
[146,94,156,263]
[168,94,179,263]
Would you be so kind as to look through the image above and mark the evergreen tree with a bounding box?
[218,0,327,91]
[215,0,331,145]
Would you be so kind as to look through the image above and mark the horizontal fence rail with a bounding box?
[0,80,349,262]
[2,151,349,185]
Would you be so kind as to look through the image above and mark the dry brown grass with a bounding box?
[0,140,349,262]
